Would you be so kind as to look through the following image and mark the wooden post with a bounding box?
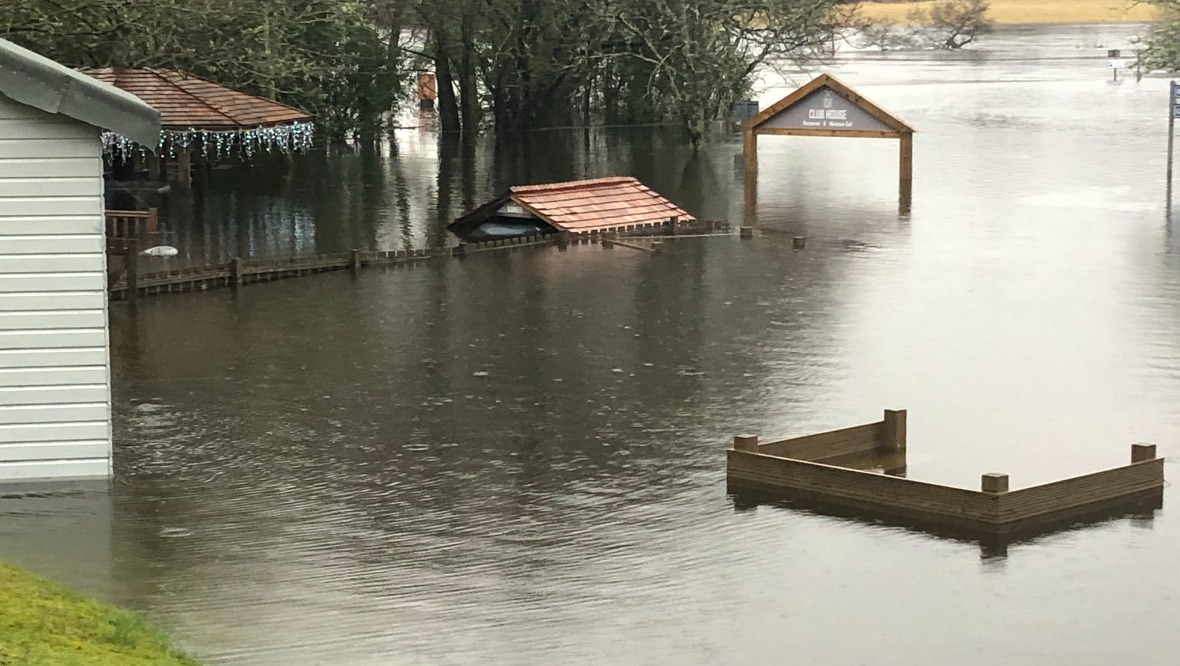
[739,227,753,239]
[1168,81,1176,207]
[981,473,1009,494]
[349,249,362,273]
[125,238,139,306]
[1132,443,1157,463]
[146,152,161,181]
[792,236,806,250]
[177,148,192,189]
[667,215,678,236]
[733,434,759,452]
[230,257,243,288]
[882,409,907,451]
[899,132,913,215]
[743,127,758,223]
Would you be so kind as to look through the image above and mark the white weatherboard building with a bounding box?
[0,39,160,482]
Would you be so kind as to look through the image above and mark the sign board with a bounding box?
[760,86,893,132]
[1108,59,1126,70]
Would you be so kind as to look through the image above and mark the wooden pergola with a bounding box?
[743,73,916,215]
[82,68,312,187]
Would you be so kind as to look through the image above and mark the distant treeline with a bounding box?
[2,0,856,145]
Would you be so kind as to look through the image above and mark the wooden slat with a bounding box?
[999,460,1164,522]
[727,450,996,528]
[758,422,883,460]
[755,127,900,139]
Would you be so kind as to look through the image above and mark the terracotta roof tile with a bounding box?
[506,177,694,233]
[80,68,310,130]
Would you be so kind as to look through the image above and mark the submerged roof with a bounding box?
[0,38,161,146]
[81,68,310,130]
[452,177,695,235]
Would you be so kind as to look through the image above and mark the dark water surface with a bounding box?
[5,25,1180,665]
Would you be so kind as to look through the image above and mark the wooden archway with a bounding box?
[743,73,915,216]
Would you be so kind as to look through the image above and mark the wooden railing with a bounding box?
[105,208,160,243]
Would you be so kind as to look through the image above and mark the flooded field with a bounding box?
[4,24,1180,665]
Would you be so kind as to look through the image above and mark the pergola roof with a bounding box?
[81,68,310,130]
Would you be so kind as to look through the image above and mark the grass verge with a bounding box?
[0,563,197,666]
[860,0,1159,25]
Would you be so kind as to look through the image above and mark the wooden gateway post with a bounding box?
[743,73,916,217]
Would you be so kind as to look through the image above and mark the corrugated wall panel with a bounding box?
[0,93,110,482]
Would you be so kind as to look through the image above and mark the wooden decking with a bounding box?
[728,410,1165,546]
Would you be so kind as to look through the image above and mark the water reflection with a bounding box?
[3,23,1180,665]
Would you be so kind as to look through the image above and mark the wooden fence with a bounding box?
[727,410,1165,539]
[103,211,733,303]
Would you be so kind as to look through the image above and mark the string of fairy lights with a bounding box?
[102,122,316,161]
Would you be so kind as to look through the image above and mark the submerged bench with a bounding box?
[727,409,1164,538]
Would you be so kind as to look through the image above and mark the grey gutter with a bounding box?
[0,38,160,148]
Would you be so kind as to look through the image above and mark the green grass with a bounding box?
[0,563,198,666]
[861,0,1159,25]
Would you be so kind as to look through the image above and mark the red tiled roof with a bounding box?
[508,177,694,233]
[81,68,310,130]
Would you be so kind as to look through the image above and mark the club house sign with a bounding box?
[806,90,852,128]
[742,73,915,212]
[761,85,892,132]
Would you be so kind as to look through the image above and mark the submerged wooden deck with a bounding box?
[727,410,1165,546]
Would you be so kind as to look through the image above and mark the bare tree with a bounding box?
[925,0,992,49]
[857,0,991,51]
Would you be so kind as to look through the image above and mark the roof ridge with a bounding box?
[157,69,310,121]
[151,69,238,126]
[510,176,638,194]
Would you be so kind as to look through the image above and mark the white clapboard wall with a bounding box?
[0,93,111,481]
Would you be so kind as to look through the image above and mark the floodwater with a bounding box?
[4,24,1180,665]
